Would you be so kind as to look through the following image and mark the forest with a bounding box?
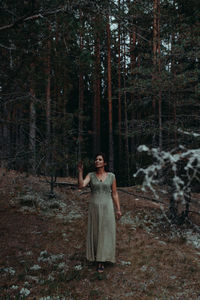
[1,0,199,186]
[1,1,200,299]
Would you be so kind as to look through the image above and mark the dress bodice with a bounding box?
[89,172,115,196]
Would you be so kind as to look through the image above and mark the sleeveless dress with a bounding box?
[86,172,116,263]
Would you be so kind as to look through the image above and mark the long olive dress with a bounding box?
[86,172,116,263]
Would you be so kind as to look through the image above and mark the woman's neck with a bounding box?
[96,167,106,174]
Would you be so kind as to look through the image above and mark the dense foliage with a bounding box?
[0,0,199,186]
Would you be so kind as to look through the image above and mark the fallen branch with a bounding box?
[117,188,166,205]
[118,189,200,216]
[188,210,200,217]
[54,182,77,188]
[39,180,77,188]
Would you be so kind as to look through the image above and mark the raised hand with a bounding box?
[78,161,83,173]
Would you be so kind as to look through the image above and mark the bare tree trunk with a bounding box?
[152,0,158,150]
[157,0,162,151]
[93,16,101,155]
[96,33,101,153]
[118,0,122,166]
[29,87,36,174]
[107,14,114,172]
[128,0,136,156]
[171,29,177,147]
[2,105,10,169]
[46,36,51,166]
[153,0,158,114]
[78,71,84,161]
[152,0,162,149]
[78,10,84,161]
[93,77,97,156]
[63,75,69,176]
[123,36,130,185]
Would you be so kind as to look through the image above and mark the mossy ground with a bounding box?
[0,169,200,299]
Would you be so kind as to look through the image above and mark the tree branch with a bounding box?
[0,6,66,31]
[0,43,16,50]
[0,1,150,43]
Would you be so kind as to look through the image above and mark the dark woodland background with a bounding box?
[0,0,200,186]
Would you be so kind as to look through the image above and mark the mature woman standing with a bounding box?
[78,153,122,273]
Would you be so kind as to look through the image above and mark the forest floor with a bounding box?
[0,169,200,300]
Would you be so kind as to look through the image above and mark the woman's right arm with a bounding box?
[78,162,91,188]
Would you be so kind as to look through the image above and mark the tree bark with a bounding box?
[128,0,136,155]
[123,35,130,185]
[152,0,162,150]
[118,0,122,166]
[93,16,101,155]
[78,10,84,161]
[29,87,36,174]
[46,41,51,143]
[157,0,162,151]
[46,32,51,167]
[153,0,158,113]
[107,14,114,172]
[171,28,177,147]
[2,105,10,169]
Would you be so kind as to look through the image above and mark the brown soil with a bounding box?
[0,169,200,300]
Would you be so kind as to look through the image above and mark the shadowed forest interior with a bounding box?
[0,1,200,299]
[1,0,199,187]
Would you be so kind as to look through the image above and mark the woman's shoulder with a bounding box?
[107,172,116,184]
[108,171,115,175]
[88,171,94,177]
[108,172,116,179]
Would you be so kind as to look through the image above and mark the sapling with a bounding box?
[134,143,200,224]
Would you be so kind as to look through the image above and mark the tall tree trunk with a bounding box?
[171,28,177,147]
[93,16,101,155]
[78,10,84,161]
[29,87,36,174]
[153,0,158,113]
[107,14,114,172]
[15,106,21,167]
[157,0,162,151]
[96,34,101,153]
[2,106,11,169]
[46,35,51,167]
[93,78,97,156]
[46,40,51,144]
[152,0,162,148]
[118,0,122,167]
[123,35,130,185]
[128,0,136,156]
[78,70,84,161]
[63,74,69,176]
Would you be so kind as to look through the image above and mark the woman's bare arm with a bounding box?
[78,162,91,188]
[111,179,122,219]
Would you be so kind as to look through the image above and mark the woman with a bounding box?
[78,153,122,273]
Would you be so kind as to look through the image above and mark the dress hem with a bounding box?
[86,258,115,263]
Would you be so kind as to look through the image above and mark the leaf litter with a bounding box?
[0,170,200,299]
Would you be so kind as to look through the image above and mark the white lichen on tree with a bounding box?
[135,141,200,224]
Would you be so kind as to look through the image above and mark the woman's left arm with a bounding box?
[112,178,122,219]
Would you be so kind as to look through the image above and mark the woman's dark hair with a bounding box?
[94,152,107,163]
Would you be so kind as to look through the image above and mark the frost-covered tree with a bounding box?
[135,136,200,224]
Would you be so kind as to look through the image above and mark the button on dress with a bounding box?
[86,172,116,263]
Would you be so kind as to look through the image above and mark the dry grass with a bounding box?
[0,169,200,300]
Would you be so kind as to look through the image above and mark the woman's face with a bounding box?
[94,155,106,168]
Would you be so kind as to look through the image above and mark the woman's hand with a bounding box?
[78,161,83,173]
[78,162,90,188]
[116,210,122,220]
